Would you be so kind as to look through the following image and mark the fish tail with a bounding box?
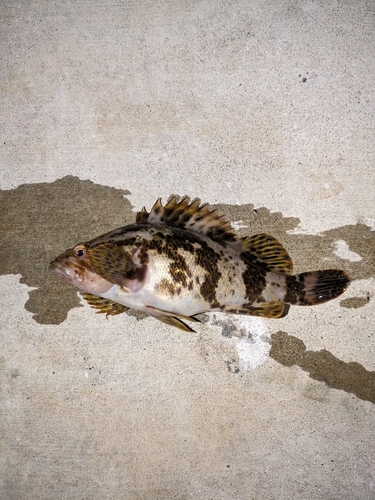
[285,269,350,306]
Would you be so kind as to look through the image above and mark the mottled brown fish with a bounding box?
[49,196,350,332]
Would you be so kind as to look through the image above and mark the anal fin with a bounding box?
[224,301,289,319]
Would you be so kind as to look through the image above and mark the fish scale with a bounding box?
[49,196,350,332]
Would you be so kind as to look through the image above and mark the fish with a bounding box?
[49,196,350,332]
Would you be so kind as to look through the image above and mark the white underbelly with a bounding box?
[101,283,208,316]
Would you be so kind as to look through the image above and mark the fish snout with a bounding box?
[49,257,86,286]
[49,254,114,294]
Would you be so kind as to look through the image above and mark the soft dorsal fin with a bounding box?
[136,196,237,243]
[240,233,293,274]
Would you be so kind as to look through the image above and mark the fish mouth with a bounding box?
[49,259,85,285]
[49,257,114,294]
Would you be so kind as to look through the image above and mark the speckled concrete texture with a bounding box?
[1,1,375,499]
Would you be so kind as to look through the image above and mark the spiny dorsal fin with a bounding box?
[240,233,293,274]
[81,293,129,318]
[136,196,237,243]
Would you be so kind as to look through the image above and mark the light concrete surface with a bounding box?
[1,1,375,499]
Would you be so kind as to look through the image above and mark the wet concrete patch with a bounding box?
[0,176,132,324]
[211,204,375,282]
[1,176,374,404]
[0,175,374,326]
[340,295,371,309]
[270,331,375,404]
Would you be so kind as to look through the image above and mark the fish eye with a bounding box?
[74,245,86,257]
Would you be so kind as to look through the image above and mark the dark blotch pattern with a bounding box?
[169,255,192,287]
[137,245,150,265]
[133,226,223,306]
[240,256,267,303]
[156,278,178,296]
[284,274,306,305]
[148,231,194,287]
[193,242,221,306]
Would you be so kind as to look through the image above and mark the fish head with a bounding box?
[49,244,114,294]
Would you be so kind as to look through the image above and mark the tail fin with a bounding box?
[285,270,350,306]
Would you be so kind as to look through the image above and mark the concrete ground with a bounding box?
[1,1,375,499]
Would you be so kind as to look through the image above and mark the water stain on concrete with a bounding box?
[0,176,132,324]
[340,295,371,309]
[1,176,374,403]
[211,205,374,282]
[1,175,374,321]
[270,331,375,404]
[2,175,373,325]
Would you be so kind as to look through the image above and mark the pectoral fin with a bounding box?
[87,242,135,286]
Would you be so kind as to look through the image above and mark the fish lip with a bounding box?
[49,260,84,282]
[49,260,64,276]
[49,257,114,295]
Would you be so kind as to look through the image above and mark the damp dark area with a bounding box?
[1,175,374,403]
[270,331,375,405]
[340,295,371,309]
[1,175,374,324]
[2,175,373,325]
[1,176,131,324]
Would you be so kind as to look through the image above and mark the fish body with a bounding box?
[50,196,350,331]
